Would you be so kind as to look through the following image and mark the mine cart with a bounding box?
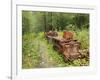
[52,37,82,61]
[45,31,58,42]
[45,31,84,61]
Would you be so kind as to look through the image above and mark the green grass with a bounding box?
[22,33,41,68]
[22,30,89,68]
[74,29,89,49]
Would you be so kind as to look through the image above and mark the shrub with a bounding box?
[74,29,89,49]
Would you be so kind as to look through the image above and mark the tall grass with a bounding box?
[74,29,89,49]
[22,29,89,68]
[22,33,41,68]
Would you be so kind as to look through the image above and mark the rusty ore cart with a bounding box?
[45,31,86,61]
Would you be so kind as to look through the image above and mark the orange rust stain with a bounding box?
[63,31,73,40]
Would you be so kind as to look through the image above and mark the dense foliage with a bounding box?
[22,11,89,34]
[22,32,89,68]
[22,11,89,68]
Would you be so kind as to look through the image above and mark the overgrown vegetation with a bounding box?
[22,11,89,68]
[22,31,89,68]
